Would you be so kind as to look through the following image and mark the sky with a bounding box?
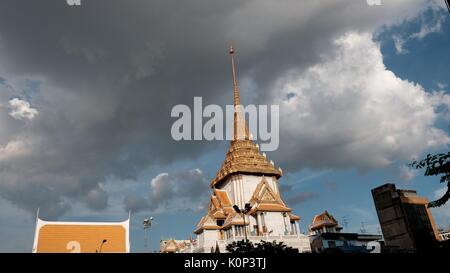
[0,0,450,252]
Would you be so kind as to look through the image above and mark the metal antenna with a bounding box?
[360,221,367,234]
[341,215,349,230]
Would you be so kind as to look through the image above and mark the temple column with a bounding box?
[232,225,236,240]
[257,213,263,235]
[282,213,289,234]
[295,222,301,237]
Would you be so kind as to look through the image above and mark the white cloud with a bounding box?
[272,32,450,171]
[391,6,446,55]
[409,11,445,40]
[437,82,448,90]
[8,98,38,120]
[0,140,29,161]
[399,165,418,181]
[434,187,447,199]
[393,35,408,54]
[432,187,450,226]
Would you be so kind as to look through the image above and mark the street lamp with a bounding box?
[233,203,251,242]
[143,217,154,253]
[96,239,107,253]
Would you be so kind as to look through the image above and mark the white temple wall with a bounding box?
[218,175,281,208]
[203,229,219,242]
[263,212,289,236]
[197,232,204,246]
[220,176,236,205]
[247,215,258,235]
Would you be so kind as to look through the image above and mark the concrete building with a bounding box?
[439,229,450,241]
[308,211,382,253]
[371,183,440,252]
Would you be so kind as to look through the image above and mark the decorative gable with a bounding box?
[248,176,293,214]
[250,176,285,206]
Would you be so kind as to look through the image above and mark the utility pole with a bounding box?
[341,215,349,230]
[233,203,252,242]
[143,217,154,253]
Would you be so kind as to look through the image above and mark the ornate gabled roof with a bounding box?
[211,196,221,210]
[251,203,291,213]
[160,239,178,253]
[194,214,221,234]
[248,176,292,214]
[249,176,285,205]
[212,210,226,219]
[222,212,247,229]
[210,46,282,187]
[160,239,193,253]
[310,210,339,231]
[214,189,232,207]
[288,212,301,221]
[207,190,233,219]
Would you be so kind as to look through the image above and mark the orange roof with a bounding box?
[211,196,221,210]
[251,203,292,213]
[247,176,293,214]
[288,213,301,221]
[211,140,282,187]
[222,212,247,229]
[310,210,339,230]
[194,214,222,234]
[160,239,193,253]
[212,210,226,219]
[32,218,129,253]
[214,189,232,207]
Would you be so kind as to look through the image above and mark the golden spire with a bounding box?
[209,45,282,187]
[229,44,248,141]
[229,44,240,107]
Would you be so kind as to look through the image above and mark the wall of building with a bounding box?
[221,178,235,203]
[262,212,289,236]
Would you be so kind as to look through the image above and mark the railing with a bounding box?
[226,234,302,243]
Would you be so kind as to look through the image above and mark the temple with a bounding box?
[309,210,343,235]
[32,214,130,253]
[191,46,311,253]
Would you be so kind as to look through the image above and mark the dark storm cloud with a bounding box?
[279,183,293,194]
[123,169,210,213]
[0,0,436,217]
[286,192,318,205]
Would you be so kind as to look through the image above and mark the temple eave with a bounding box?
[211,168,282,187]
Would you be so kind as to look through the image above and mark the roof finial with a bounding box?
[229,44,240,107]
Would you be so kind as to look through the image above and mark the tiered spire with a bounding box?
[210,45,281,187]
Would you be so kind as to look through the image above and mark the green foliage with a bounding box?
[225,240,254,253]
[226,240,296,253]
[410,152,450,207]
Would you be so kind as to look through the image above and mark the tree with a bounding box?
[253,240,296,254]
[225,240,254,253]
[226,240,296,253]
[410,152,450,207]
